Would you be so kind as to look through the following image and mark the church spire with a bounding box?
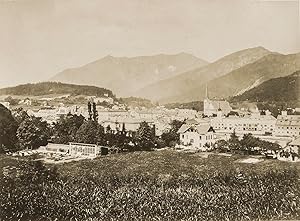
[205,83,209,99]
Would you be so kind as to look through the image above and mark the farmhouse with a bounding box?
[178,121,216,151]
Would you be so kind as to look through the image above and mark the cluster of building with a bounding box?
[177,94,300,161]
[2,91,300,161]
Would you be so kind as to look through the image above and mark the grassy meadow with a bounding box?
[0,150,300,221]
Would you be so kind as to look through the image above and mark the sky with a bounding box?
[0,0,299,87]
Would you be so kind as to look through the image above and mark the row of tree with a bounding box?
[0,103,185,153]
[3,101,281,155]
[216,131,281,154]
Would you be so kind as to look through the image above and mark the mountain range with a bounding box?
[136,46,275,103]
[2,46,299,105]
[50,53,208,97]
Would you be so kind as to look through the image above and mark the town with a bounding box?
[1,85,299,163]
[0,1,299,219]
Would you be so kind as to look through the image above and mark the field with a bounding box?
[1,150,300,221]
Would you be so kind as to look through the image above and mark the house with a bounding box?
[274,111,300,137]
[178,122,216,151]
[19,98,32,106]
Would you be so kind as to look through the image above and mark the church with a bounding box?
[203,85,232,117]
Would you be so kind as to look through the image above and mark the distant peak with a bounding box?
[254,46,269,51]
[103,55,115,59]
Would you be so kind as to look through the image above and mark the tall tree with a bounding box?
[76,120,105,145]
[228,130,240,152]
[16,116,50,150]
[52,113,85,144]
[135,121,155,151]
[0,104,18,152]
[12,107,30,124]
[87,101,92,121]
[161,120,184,147]
[92,102,98,122]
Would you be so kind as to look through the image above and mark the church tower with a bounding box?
[203,84,210,116]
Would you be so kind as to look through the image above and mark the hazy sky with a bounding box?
[0,0,299,87]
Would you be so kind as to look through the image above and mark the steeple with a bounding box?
[218,102,222,111]
[205,84,209,99]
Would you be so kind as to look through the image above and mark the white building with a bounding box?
[69,142,102,157]
[211,111,276,135]
[178,121,216,151]
[42,142,105,158]
[274,111,300,137]
[19,98,32,106]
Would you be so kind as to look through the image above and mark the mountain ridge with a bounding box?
[0,82,115,98]
[50,53,209,97]
[136,46,273,103]
[231,71,300,103]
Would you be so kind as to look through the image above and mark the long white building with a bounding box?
[274,111,300,137]
[211,110,276,135]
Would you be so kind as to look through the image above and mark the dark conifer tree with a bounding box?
[92,102,98,122]
[87,101,92,121]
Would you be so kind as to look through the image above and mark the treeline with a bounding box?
[51,106,184,152]
[0,103,184,153]
[164,101,203,111]
[215,131,281,155]
[118,97,156,108]
[0,81,115,98]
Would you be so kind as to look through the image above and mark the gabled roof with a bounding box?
[177,124,190,134]
[185,119,199,125]
[196,125,214,134]
[177,124,214,135]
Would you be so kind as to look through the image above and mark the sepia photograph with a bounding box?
[0,0,299,220]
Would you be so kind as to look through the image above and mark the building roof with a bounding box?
[177,124,214,135]
[177,124,190,133]
[206,99,232,111]
[196,125,214,134]
[185,119,199,125]
[289,137,300,146]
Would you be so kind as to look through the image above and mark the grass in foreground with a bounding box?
[0,150,300,221]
